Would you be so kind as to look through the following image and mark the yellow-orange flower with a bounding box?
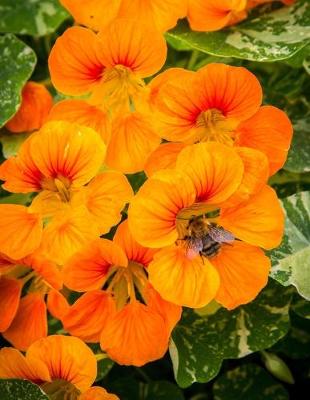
[59,221,182,366]
[5,81,53,133]
[128,142,284,309]
[0,251,62,350]
[0,121,132,263]
[153,64,293,176]
[187,0,296,31]
[60,0,188,32]
[0,335,118,400]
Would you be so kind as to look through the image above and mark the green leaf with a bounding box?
[0,34,36,127]
[212,364,289,400]
[269,191,310,300]
[0,379,49,400]
[284,115,310,173]
[166,0,310,62]
[169,282,292,388]
[0,0,69,37]
[145,381,185,400]
[261,351,294,384]
[0,193,33,205]
[291,295,310,319]
[96,357,114,382]
[0,131,30,158]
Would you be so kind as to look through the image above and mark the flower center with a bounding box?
[41,379,81,400]
[196,108,236,145]
[105,262,148,310]
[41,176,71,202]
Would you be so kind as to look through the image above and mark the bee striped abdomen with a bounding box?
[200,235,221,258]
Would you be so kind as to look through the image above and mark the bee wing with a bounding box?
[208,226,234,243]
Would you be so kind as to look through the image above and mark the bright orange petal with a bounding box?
[0,277,22,332]
[236,106,293,175]
[0,347,50,382]
[60,0,121,30]
[49,26,107,96]
[63,239,127,291]
[47,289,70,320]
[148,246,220,308]
[3,293,47,351]
[63,291,116,342]
[41,207,102,265]
[219,185,284,250]
[106,112,161,174]
[188,0,247,31]
[128,174,196,248]
[5,82,53,133]
[100,300,170,366]
[26,335,97,392]
[30,121,106,188]
[224,147,269,207]
[118,0,187,32]
[97,19,167,77]
[114,220,157,266]
[176,142,244,205]
[83,171,133,234]
[212,241,270,309]
[48,99,111,144]
[25,252,63,290]
[144,142,186,177]
[80,386,119,400]
[0,205,42,259]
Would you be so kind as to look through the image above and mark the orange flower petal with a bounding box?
[0,205,42,259]
[0,277,22,332]
[144,284,182,336]
[128,175,196,248]
[118,0,187,32]
[3,293,47,351]
[26,335,97,392]
[30,121,106,188]
[49,27,107,96]
[48,99,111,144]
[224,147,269,207]
[5,82,53,133]
[25,252,63,290]
[176,142,244,205]
[63,239,127,291]
[47,289,70,320]
[40,207,102,265]
[114,220,157,266]
[188,0,247,31]
[219,185,284,250]
[105,112,161,174]
[100,300,170,366]
[0,347,50,382]
[60,0,121,31]
[144,142,186,177]
[63,291,116,342]
[80,387,119,400]
[236,106,293,175]
[212,241,270,309]
[83,171,133,234]
[97,19,167,77]
[148,246,220,308]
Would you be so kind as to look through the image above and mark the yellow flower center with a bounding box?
[105,262,148,310]
[41,176,71,202]
[41,380,81,400]
[196,108,237,145]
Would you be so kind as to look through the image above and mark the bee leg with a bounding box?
[199,252,205,264]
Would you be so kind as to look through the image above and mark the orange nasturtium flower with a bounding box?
[55,221,181,366]
[0,252,62,350]
[0,335,118,400]
[187,0,295,32]
[5,81,53,133]
[153,63,293,176]
[48,19,165,173]
[0,120,133,263]
[60,0,188,32]
[128,142,284,309]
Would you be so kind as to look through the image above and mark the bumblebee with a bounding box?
[184,216,234,258]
